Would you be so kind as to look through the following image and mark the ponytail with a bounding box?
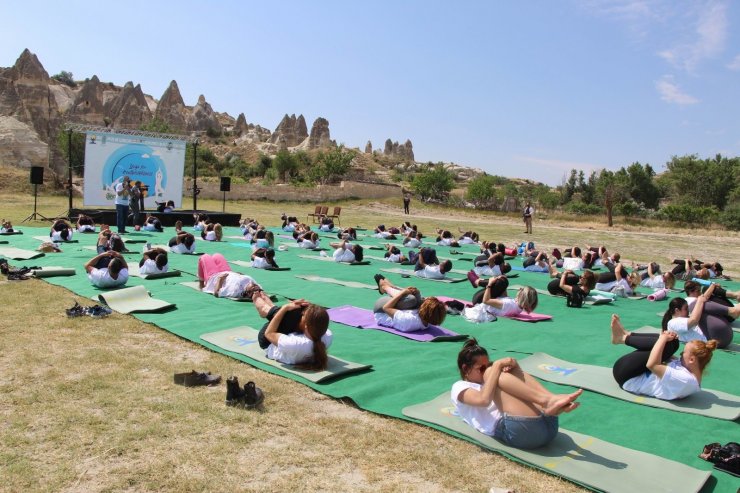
[662,298,687,331]
[457,338,488,380]
[300,304,329,371]
[691,339,718,371]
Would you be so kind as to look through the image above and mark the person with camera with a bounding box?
[115,175,131,234]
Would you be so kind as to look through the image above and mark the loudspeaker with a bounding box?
[30,166,44,185]
[220,176,231,192]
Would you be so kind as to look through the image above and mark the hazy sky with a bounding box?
[2,0,739,185]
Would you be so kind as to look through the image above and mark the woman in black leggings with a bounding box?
[546,269,596,297]
[609,314,717,400]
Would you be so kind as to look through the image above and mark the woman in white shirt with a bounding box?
[595,263,640,296]
[372,276,447,332]
[463,276,538,323]
[139,247,168,275]
[669,283,740,348]
[329,240,364,263]
[610,314,717,400]
[197,253,258,299]
[452,339,582,449]
[252,294,332,370]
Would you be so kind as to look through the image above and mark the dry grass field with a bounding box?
[1,165,737,492]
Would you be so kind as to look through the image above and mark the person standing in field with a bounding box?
[523,201,534,234]
[403,190,412,215]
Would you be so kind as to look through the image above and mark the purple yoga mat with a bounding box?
[327,305,467,342]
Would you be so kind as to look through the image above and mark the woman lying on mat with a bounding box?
[76,214,95,233]
[546,269,596,297]
[637,262,675,290]
[200,222,223,242]
[251,248,279,269]
[521,251,549,273]
[96,229,126,254]
[197,253,259,298]
[610,314,717,400]
[402,230,423,248]
[463,276,538,323]
[329,240,364,263]
[251,230,274,250]
[453,339,582,449]
[50,218,73,242]
[668,284,739,348]
[85,250,129,288]
[295,231,320,249]
[336,226,357,241]
[139,247,169,275]
[251,294,332,370]
[142,214,163,232]
[169,231,196,254]
[594,263,640,296]
[0,219,14,233]
[372,275,447,332]
[382,243,407,263]
[472,252,512,277]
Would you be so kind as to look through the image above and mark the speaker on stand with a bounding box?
[220,176,231,212]
[22,166,50,222]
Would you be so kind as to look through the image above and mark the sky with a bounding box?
[2,0,739,185]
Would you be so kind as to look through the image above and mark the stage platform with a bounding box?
[69,209,242,227]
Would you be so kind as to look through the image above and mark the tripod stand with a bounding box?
[22,184,50,222]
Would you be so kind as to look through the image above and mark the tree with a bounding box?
[465,174,497,209]
[564,169,578,202]
[140,117,173,134]
[310,146,356,184]
[411,165,455,202]
[273,150,298,183]
[659,154,739,210]
[56,128,86,177]
[52,70,75,87]
[594,169,628,227]
[624,162,660,208]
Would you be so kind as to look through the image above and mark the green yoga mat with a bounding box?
[30,266,76,278]
[0,247,45,260]
[127,265,182,280]
[200,327,372,383]
[230,260,291,271]
[380,268,465,283]
[98,285,175,314]
[518,352,740,420]
[295,275,378,290]
[402,393,710,493]
[297,254,370,265]
[633,325,740,352]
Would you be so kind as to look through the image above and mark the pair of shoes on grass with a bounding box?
[225,376,264,409]
[66,302,113,318]
[173,370,222,387]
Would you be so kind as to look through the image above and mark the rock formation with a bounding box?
[0,116,48,168]
[155,80,188,131]
[68,75,107,125]
[307,117,332,149]
[187,94,222,134]
[234,112,248,136]
[365,140,372,153]
[383,138,414,161]
[269,113,308,147]
[105,81,152,128]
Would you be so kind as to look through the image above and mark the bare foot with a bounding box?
[543,389,583,416]
[610,314,629,344]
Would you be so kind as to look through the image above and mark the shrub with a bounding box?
[564,201,602,215]
[717,203,740,230]
[655,204,718,225]
[614,200,649,218]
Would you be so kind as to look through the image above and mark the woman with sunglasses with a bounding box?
[452,339,582,449]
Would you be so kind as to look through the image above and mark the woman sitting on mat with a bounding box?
[85,250,129,289]
[610,314,717,400]
[169,231,196,254]
[139,246,169,275]
[50,218,74,242]
[329,239,364,263]
[251,248,279,269]
[463,276,538,323]
[453,339,582,449]
[372,275,447,332]
[666,284,739,348]
[76,214,95,233]
[546,269,596,298]
[197,253,259,298]
[251,293,332,370]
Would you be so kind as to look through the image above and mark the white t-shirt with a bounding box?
[114,182,129,206]
[374,310,427,332]
[88,267,128,288]
[666,317,707,343]
[251,257,271,269]
[204,230,217,241]
[51,230,72,242]
[139,258,168,275]
[299,239,318,249]
[685,296,698,312]
[562,257,584,270]
[77,225,95,233]
[404,238,421,248]
[203,272,254,298]
[473,265,502,277]
[622,359,700,400]
[143,223,158,231]
[640,275,665,289]
[333,248,356,263]
[374,231,393,239]
[170,242,195,254]
[415,265,445,279]
[458,237,476,245]
[266,330,333,365]
[450,380,501,436]
[387,253,402,263]
[437,238,454,246]
[463,298,521,323]
[319,224,333,232]
[596,278,633,296]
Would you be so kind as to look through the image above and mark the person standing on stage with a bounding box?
[115,175,131,234]
[523,201,534,234]
[129,180,142,228]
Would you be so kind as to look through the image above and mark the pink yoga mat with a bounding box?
[436,296,553,323]
[648,289,668,301]
[327,305,467,342]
